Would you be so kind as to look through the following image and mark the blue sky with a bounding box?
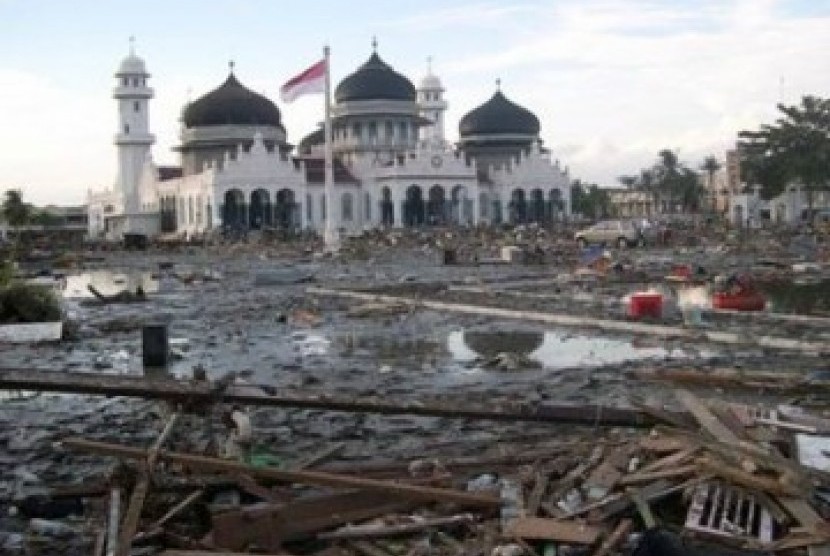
[2,0,829,205]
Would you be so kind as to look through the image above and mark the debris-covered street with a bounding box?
[2,224,830,555]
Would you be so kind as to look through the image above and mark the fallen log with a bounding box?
[0,368,667,428]
[62,437,501,509]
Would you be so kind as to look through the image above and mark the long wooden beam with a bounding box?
[0,368,664,428]
[307,286,828,354]
[62,438,501,509]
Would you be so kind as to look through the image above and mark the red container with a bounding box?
[629,292,663,318]
[712,292,765,311]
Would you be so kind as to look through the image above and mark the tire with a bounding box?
[617,237,628,249]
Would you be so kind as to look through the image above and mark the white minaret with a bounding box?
[113,38,155,215]
[417,56,448,145]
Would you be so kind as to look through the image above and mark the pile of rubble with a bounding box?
[4,369,830,556]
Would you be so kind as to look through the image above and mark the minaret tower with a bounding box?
[114,37,154,215]
[416,56,448,145]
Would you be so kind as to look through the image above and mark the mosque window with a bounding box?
[124,124,130,134]
[306,194,312,222]
[368,122,377,140]
[399,122,408,140]
[341,193,353,222]
[206,204,212,228]
[385,121,395,139]
[188,197,194,224]
[320,195,326,220]
[352,123,362,139]
[364,192,371,221]
[122,77,128,87]
[134,101,140,113]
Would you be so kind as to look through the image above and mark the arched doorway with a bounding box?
[479,192,490,221]
[451,185,470,225]
[275,188,296,229]
[509,189,527,224]
[529,189,545,223]
[222,189,246,229]
[427,185,446,225]
[404,185,425,226]
[548,189,563,222]
[380,186,394,225]
[250,189,271,229]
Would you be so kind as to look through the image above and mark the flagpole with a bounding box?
[323,44,338,250]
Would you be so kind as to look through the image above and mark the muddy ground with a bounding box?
[0,235,828,554]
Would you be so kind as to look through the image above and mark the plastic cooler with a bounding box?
[629,292,663,318]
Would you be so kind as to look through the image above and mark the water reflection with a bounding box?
[761,279,830,315]
[63,271,159,299]
[449,329,686,369]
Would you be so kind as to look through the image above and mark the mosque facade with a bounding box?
[87,44,573,240]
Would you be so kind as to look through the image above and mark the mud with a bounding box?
[1,235,828,554]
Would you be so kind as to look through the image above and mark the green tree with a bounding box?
[571,181,610,219]
[739,96,830,205]
[1,189,33,228]
[617,175,638,189]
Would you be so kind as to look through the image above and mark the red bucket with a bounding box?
[629,292,663,318]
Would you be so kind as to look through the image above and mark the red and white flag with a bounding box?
[280,59,326,103]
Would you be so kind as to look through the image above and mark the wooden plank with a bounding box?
[639,447,697,474]
[505,517,602,544]
[293,442,345,470]
[0,368,663,428]
[62,437,501,509]
[777,495,830,556]
[675,389,741,444]
[696,457,802,497]
[318,513,475,540]
[629,489,656,529]
[525,471,549,516]
[592,519,633,556]
[619,464,697,486]
[116,413,179,556]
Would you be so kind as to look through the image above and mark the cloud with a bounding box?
[437,0,830,184]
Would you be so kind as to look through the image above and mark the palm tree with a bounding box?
[700,156,722,213]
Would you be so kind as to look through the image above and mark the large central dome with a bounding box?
[183,74,283,128]
[459,90,540,137]
[335,52,416,103]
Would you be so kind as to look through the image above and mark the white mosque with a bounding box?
[87,42,573,240]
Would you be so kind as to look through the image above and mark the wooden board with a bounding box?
[505,517,602,544]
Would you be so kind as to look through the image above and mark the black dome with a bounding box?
[183,74,282,128]
[459,91,540,137]
[335,52,416,103]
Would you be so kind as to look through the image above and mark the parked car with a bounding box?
[574,219,643,248]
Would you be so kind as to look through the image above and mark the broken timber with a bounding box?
[62,437,501,509]
[0,368,665,428]
[307,286,828,354]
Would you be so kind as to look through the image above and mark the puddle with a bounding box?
[760,279,830,315]
[448,329,692,369]
[63,271,159,299]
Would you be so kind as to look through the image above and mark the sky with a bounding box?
[1,0,829,206]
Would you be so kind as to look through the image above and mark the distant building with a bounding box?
[87,42,575,241]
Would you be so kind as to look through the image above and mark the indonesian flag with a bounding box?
[280,59,326,102]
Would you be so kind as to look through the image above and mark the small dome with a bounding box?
[117,54,147,76]
[459,90,540,137]
[335,52,416,103]
[183,73,282,128]
[419,73,443,91]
